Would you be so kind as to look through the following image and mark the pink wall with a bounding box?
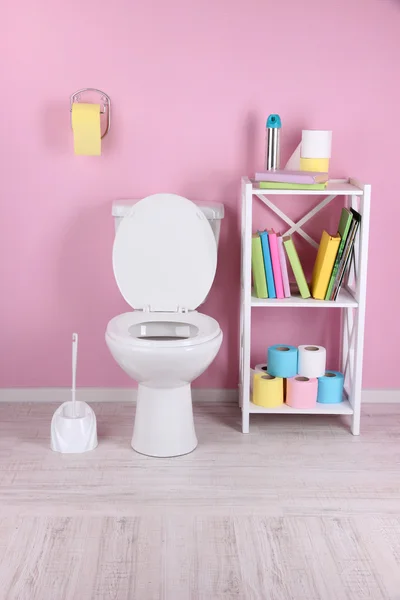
[1,0,399,389]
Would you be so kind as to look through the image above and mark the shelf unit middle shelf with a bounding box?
[251,287,358,308]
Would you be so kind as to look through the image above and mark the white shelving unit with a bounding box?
[239,177,371,435]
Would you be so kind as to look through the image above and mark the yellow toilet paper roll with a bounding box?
[252,372,284,408]
[300,157,330,173]
[72,103,101,156]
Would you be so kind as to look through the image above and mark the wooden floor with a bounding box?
[0,402,400,599]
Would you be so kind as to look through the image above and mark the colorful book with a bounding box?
[283,236,311,299]
[258,182,327,191]
[331,209,361,300]
[267,230,284,299]
[325,208,353,300]
[277,235,291,298]
[311,231,341,300]
[255,170,328,184]
[252,235,268,298]
[259,231,276,298]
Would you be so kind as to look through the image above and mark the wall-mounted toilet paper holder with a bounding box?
[70,88,111,139]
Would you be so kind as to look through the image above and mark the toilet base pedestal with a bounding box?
[132,383,198,457]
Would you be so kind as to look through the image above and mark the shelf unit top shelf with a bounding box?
[251,287,358,308]
[249,399,354,415]
[250,179,364,196]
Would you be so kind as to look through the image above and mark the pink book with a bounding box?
[255,170,328,184]
[267,230,284,299]
[277,235,291,298]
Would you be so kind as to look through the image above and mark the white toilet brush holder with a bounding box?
[51,333,98,454]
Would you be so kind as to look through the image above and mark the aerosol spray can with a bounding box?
[265,114,282,170]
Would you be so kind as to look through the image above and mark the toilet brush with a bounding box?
[50,333,98,453]
[71,333,78,418]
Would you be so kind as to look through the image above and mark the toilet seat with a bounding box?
[113,193,217,313]
[106,311,221,349]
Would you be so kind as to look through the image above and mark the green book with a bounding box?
[324,208,353,300]
[258,182,327,190]
[252,235,268,298]
[283,236,311,299]
[332,209,361,300]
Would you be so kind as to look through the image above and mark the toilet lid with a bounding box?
[113,193,218,312]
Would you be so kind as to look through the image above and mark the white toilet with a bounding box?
[105,193,224,457]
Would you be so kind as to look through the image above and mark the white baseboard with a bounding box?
[0,387,239,404]
[361,389,400,403]
[0,388,398,404]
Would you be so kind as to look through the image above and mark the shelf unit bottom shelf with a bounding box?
[249,399,353,415]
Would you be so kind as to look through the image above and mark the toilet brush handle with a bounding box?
[72,333,78,414]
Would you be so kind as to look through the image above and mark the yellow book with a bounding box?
[311,231,341,300]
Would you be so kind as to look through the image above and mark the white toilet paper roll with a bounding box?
[298,345,326,378]
[250,364,268,391]
[250,368,255,392]
[301,130,332,159]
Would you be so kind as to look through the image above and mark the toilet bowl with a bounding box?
[105,193,224,457]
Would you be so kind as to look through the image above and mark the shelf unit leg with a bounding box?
[348,184,371,436]
[351,410,360,436]
[242,407,250,434]
[240,178,253,433]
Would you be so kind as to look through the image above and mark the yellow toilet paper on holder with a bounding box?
[252,372,284,408]
[72,103,101,156]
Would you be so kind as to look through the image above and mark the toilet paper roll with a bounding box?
[300,157,330,173]
[250,368,255,392]
[250,365,268,391]
[252,373,284,408]
[286,376,318,409]
[72,103,101,156]
[317,371,344,404]
[267,345,298,378]
[301,130,332,159]
[298,345,326,378]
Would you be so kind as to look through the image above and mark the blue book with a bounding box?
[259,231,276,298]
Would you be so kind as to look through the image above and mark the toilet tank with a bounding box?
[112,199,224,248]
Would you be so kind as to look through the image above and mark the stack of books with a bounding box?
[254,170,329,190]
[252,230,292,299]
[311,207,361,301]
[252,207,361,301]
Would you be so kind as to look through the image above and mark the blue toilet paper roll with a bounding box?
[317,371,344,404]
[267,345,298,378]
